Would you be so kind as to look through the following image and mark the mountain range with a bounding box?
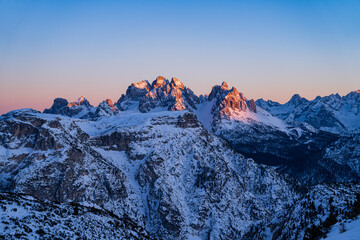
[1,76,360,239]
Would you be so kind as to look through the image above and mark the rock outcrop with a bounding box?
[0,108,299,239]
[117,76,199,113]
[256,90,360,134]
[95,99,119,117]
[207,81,256,121]
[0,192,155,239]
[44,96,95,118]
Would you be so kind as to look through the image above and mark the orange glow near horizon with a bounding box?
[1,75,359,115]
[1,1,359,115]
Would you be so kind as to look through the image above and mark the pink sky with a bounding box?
[1,73,359,115]
[1,1,359,114]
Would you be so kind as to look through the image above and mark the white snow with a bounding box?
[219,107,290,133]
[195,101,290,133]
[259,91,360,134]
[194,99,215,130]
[323,217,360,240]
[0,146,33,161]
[76,109,185,136]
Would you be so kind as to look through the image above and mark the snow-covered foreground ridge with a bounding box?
[1,76,360,239]
[0,107,301,239]
[0,192,155,240]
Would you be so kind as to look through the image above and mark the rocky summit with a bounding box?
[1,76,360,239]
[117,76,199,113]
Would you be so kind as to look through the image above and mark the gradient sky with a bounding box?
[1,0,359,114]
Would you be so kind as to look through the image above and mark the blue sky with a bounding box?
[0,0,359,113]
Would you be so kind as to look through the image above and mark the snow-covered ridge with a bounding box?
[39,77,289,141]
[35,77,316,138]
[0,192,154,239]
[256,90,360,134]
[0,107,299,239]
[2,77,360,239]
[37,77,360,136]
[259,183,360,240]
[324,216,360,240]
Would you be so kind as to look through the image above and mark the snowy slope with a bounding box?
[0,108,300,239]
[195,98,290,134]
[2,77,360,239]
[256,183,360,240]
[256,90,360,134]
[0,192,154,240]
[324,217,360,240]
[193,82,341,185]
[195,81,292,134]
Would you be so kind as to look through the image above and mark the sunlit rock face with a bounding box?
[95,99,119,117]
[124,80,151,101]
[218,86,252,119]
[206,81,257,122]
[44,96,122,119]
[66,96,90,108]
[44,96,95,118]
[208,81,230,101]
[117,76,199,113]
[247,99,257,113]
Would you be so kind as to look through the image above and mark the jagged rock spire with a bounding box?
[117,76,199,113]
[44,98,68,113]
[208,82,256,121]
[44,96,94,118]
[288,94,308,106]
[95,99,119,117]
[152,76,167,89]
[67,96,90,108]
[170,77,184,89]
[221,81,229,90]
[43,77,258,120]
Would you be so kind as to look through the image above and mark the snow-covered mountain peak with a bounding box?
[228,86,239,95]
[221,81,229,90]
[258,89,360,134]
[206,83,254,117]
[345,90,360,100]
[44,96,95,118]
[122,80,151,102]
[131,80,150,90]
[255,98,281,108]
[192,82,294,138]
[49,97,68,109]
[152,75,168,88]
[170,77,184,89]
[67,96,90,107]
[288,93,308,106]
[104,98,115,108]
[208,83,229,101]
[95,99,119,117]
[117,76,198,113]
[221,87,248,111]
